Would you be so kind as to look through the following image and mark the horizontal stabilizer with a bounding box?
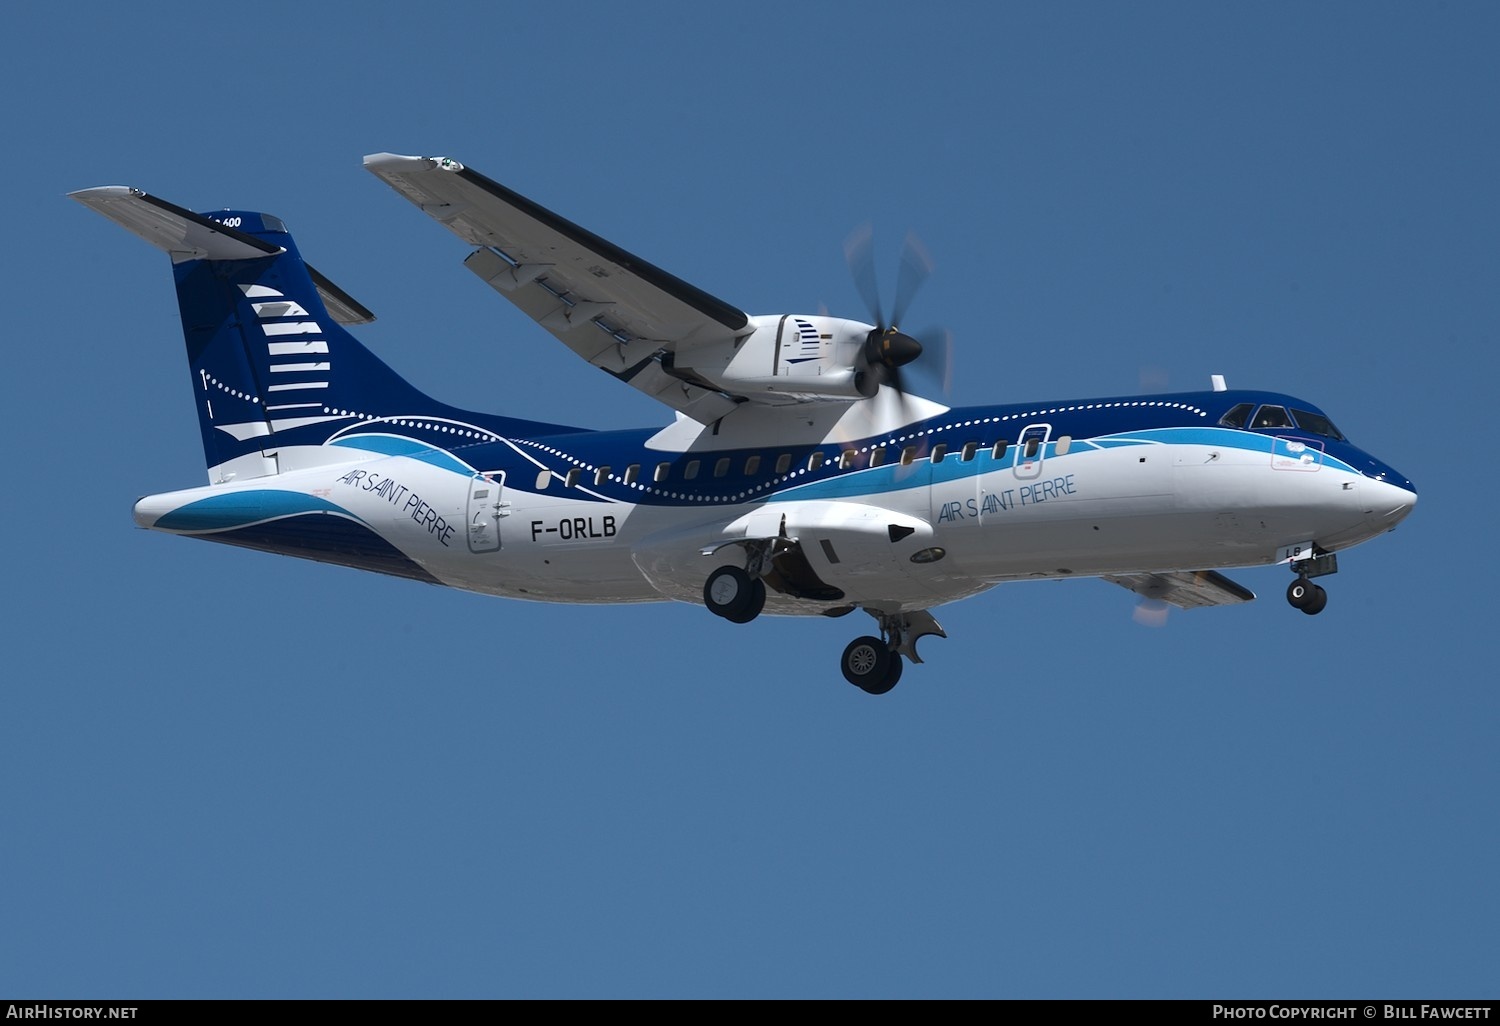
[70,186,281,262]
[70,186,374,325]
[1101,569,1255,609]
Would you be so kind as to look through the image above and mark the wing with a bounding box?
[1101,570,1256,609]
[364,153,748,423]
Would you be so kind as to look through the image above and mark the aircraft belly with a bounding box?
[627,497,982,614]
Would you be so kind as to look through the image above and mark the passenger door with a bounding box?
[1014,423,1051,481]
[466,471,507,553]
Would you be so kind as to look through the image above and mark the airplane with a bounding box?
[70,153,1418,694]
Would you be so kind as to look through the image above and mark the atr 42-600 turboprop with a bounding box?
[71,153,1417,694]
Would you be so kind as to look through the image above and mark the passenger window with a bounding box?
[565,468,582,488]
[775,453,792,475]
[1219,402,1255,429]
[961,442,978,462]
[1056,435,1071,456]
[992,440,1009,460]
[744,455,761,475]
[869,446,886,468]
[684,460,700,480]
[654,462,671,483]
[594,466,611,486]
[624,464,640,485]
[535,469,552,490]
[808,451,825,471]
[1252,405,1293,430]
[900,446,918,466]
[714,457,730,478]
[839,450,857,470]
[931,443,948,464]
[1024,438,1040,459]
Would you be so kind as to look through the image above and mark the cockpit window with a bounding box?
[1251,405,1293,429]
[1219,403,1255,429]
[1291,408,1345,441]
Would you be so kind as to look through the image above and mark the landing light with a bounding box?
[910,547,946,564]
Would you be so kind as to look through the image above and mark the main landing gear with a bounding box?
[1285,549,1338,616]
[703,538,778,625]
[839,611,946,694]
[702,554,945,695]
[841,635,903,694]
[703,565,766,624]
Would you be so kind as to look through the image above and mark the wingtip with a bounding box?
[362,151,417,169]
[362,152,464,174]
[68,185,141,204]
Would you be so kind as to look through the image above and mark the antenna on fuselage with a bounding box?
[1211,374,1227,392]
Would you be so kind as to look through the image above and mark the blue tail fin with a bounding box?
[72,186,577,482]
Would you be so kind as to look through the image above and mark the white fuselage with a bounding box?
[132,421,1415,617]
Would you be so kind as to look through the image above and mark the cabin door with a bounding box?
[1013,423,1051,481]
[466,471,507,553]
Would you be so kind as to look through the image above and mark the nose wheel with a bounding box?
[1287,576,1328,615]
[1286,549,1338,616]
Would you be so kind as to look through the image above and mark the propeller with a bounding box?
[843,225,951,400]
[1132,597,1171,628]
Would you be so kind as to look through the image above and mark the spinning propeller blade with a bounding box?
[843,226,950,402]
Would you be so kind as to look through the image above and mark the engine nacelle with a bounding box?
[670,314,874,403]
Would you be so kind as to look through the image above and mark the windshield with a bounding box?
[1252,405,1293,429]
[1219,402,1254,428]
[1290,408,1345,441]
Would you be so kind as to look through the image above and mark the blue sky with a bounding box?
[3,1,1495,999]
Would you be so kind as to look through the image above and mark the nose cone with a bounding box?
[1363,473,1417,532]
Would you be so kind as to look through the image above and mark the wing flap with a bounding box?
[1102,570,1256,609]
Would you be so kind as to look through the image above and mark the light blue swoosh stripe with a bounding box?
[1108,427,1358,472]
[768,426,1357,502]
[330,434,473,474]
[155,490,359,533]
[770,464,931,502]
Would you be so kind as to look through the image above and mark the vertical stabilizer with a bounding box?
[71,186,578,483]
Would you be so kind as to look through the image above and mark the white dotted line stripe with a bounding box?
[201,371,261,404]
[324,410,504,441]
[509,403,1204,502]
